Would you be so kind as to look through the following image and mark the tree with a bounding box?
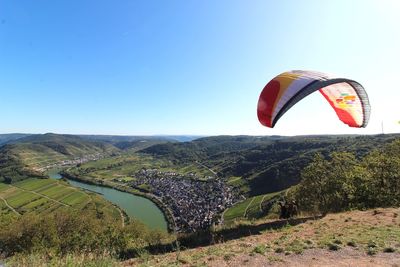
[3,176,12,184]
[293,152,358,214]
[293,139,400,214]
[360,139,400,207]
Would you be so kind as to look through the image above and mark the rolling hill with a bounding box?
[0,133,202,183]
[140,134,400,196]
[2,133,400,195]
[78,134,202,152]
[0,133,120,183]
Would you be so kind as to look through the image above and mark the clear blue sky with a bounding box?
[1,0,399,135]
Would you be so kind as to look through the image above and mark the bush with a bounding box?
[5,252,119,267]
[0,209,166,259]
[327,243,340,251]
[346,240,357,247]
[383,247,395,253]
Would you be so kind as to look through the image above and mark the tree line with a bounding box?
[290,139,400,214]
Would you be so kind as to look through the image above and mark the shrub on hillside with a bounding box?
[0,208,169,259]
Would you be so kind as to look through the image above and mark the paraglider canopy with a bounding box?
[257,70,370,128]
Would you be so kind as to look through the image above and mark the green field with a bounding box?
[16,178,58,190]
[223,191,284,223]
[0,182,10,192]
[60,191,88,206]
[0,178,122,223]
[226,176,250,194]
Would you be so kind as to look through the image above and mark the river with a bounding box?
[47,170,168,231]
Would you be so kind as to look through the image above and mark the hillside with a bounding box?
[0,133,120,183]
[78,134,202,151]
[125,207,400,267]
[3,133,399,200]
[223,191,284,224]
[140,134,400,196]
[79,134,203,143]
[1,134,400,266]
[0,134,32,146]
[0,133,203,184]
[0,178,122,222]
[140,135,283,161]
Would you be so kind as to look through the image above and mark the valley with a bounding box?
[2,133,399,232]
[1,133,400,266]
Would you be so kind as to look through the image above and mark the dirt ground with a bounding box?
[204,247,400,267]
[124,208,400,267]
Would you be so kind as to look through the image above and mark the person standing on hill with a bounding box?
[288,200,298,218]
[278,201,288,219]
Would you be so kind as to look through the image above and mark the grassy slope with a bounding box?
[7,208,399,266]
[0,178,121,222]
[126,207,400,266]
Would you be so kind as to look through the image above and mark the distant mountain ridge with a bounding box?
[78,134,203,143]
[0,133,32,146]
[0,133,202,147]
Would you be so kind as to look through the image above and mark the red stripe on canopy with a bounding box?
[257,80,280,127]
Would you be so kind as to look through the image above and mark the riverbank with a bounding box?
[60,171,176,233]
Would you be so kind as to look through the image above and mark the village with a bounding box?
[125,168,239,232]
[36,152,106,172]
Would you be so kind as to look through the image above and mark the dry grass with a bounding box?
[123,207,400,267]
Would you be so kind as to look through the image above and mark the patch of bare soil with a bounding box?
[215,248,400,267]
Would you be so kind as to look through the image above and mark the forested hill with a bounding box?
[140,134,400,196]
[140,135,286,161]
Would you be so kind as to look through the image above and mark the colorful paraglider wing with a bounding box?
[319,80,369,128]
[257,70,370,128]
